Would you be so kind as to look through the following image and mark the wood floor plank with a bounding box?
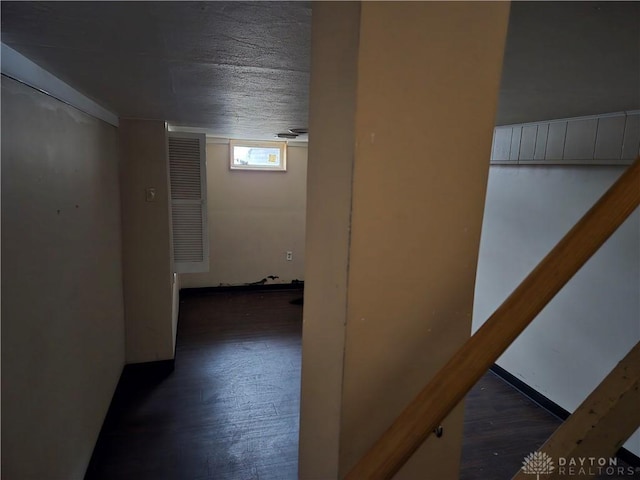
[86,290,302,480]
[86,290,635,479]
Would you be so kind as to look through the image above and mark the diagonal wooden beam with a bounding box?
[512,341,640,480]
[345,158,640,480]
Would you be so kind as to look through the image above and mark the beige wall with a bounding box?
[180,142,307,288]
[1,77,125,479]
[119,119,175,363]
[299,2,509,478]
[298,3,360,478]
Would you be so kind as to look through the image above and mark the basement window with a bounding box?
[229,140,287,171]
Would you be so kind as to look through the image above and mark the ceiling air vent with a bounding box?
[276,132,298,139]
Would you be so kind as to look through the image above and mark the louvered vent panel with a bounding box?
[172,204,204,262]
[168,132,208,273]
[169,137,202,199]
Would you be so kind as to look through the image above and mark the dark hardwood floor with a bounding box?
[460,372,637,480]
[86,289,637,479]
[460,371,560,479]
[86,289,302,480]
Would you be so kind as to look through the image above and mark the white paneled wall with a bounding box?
[491,111,640,165]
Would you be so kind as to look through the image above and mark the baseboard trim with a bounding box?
[490,364,568,420]
[102,360,175,421]
[181,281,304,297]
[86,358,176,475]
[122,358,175,377]
[490,364,640,468]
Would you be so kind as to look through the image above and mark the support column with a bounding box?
[298,3,361,479]
[119,119,175,363]
[299,2,510,478]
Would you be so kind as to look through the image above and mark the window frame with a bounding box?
[229,140,287,171]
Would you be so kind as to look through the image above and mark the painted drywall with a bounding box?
[180,142,307,288]
[339,3,510,478]
[299,2,510,478]
[1,76,125,479]
[473,165,640,456]
[172,273,180,354]
[119,119,175,363]
[298,3,360,478]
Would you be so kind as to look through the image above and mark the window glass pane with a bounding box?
[229,141,287,171]
[233,146,281,167]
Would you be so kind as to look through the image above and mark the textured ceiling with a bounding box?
[498,1,640,125]
[1,1,638,136]
[1,1,311,139]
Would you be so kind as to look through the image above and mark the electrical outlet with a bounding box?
[286,251,293,261]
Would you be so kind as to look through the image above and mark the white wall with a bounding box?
[473,165,640,456]
[1,76,126,479]
[180,142,307,288]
